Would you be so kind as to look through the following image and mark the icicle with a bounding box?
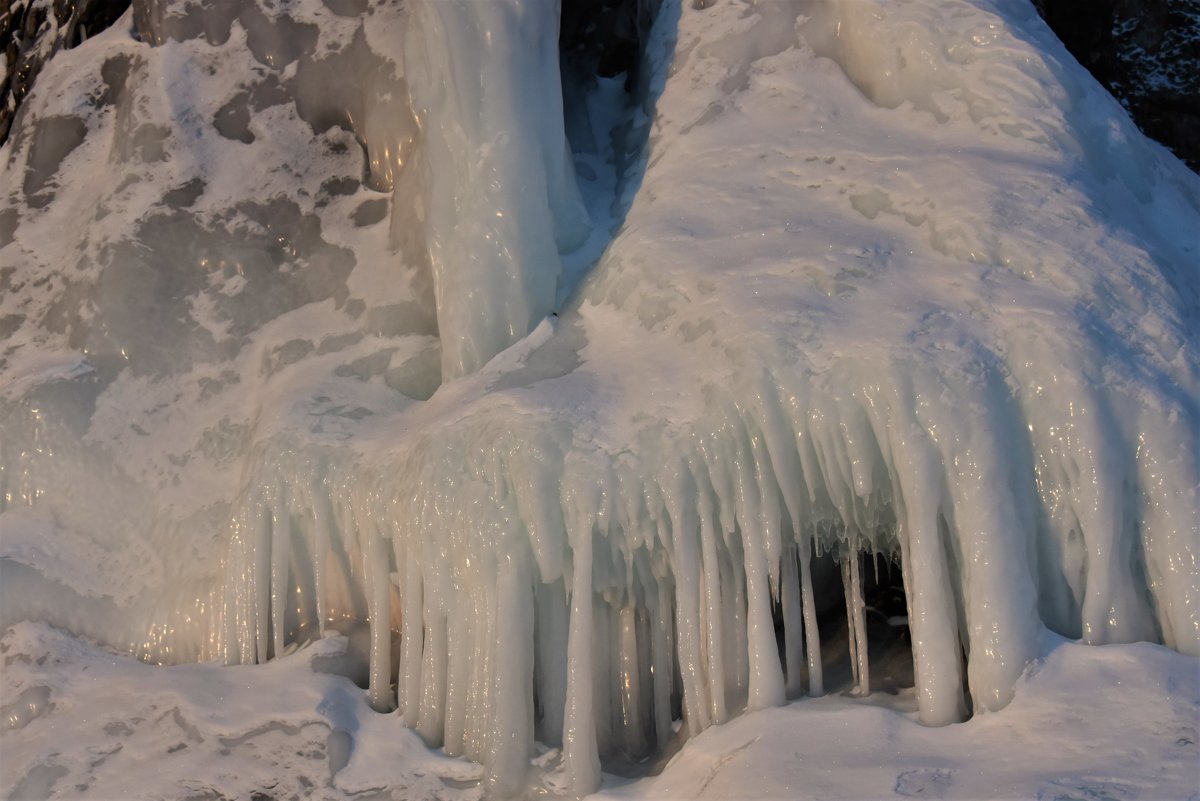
[486,556,533,797]
[465,581,490,761]
[697,489,728,724]
[593,598,615,757]
[418,607,447,746]
[535,578,569,746]
[658,463,710,735]
[650,573,674,752]
[938,414,1041,713]
[563,524,600,795]
[398,550,424,727]
[798,535,824,696]
[781,543,805,696]
[254,501,271,663]
[634,585,655,751]
[366,529,393,712]
[443,590,469,756]
[742,521,785,710]
[308,480,331,635]
[890,417,964,726]
[270,483,290,661]
[843,538,869,696]
[618,602,647,757]
[718,539,747,706]
[843,556,859,690]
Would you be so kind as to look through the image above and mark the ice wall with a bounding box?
[405,0,591,379]
[1,0,1198,798]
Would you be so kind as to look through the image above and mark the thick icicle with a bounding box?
[563,522,600,794]
[535,578,569,746]
[254,504,271,664]
[399,551,424,727]
[891,407,966,726]
[418,607,447,747]
[403,0,590,378]
[487,556,534,796]
[843,542,869,697]
[367,529,393,712]
[798,537,824,696]
[697,489,728,724]
[781,543,805,696]
[650,574,674,752]
[270,485,290,661]
[617,602,647,757]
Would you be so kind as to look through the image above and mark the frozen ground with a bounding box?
[2,622,1196,800]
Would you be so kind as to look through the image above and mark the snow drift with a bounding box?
[1,0,1197,796]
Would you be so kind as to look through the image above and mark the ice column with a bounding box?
[404,0,591,379]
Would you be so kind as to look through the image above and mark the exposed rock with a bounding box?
[1034,0,1200,172]
[1,0,132,143]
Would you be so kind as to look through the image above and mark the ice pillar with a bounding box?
[404,0,591,379]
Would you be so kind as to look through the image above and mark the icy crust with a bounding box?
[0,0,1198,797]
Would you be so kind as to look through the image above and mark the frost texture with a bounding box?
[0,0,1198,797]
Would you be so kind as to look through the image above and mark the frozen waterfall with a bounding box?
[0,0,1197,797]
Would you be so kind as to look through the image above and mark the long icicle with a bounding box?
[270,483,291,661]
[487,555,533,795]
[399,550,424,727]
[309,479,331,636]
[563,523,600,794]
[367,528,393,712]
[798,534,824,696]
[781,542,805,696]
[848,537,869,696]
[254,500,271,663]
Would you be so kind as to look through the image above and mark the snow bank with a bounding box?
[3,624,1195,799]
[1,0,1197,796]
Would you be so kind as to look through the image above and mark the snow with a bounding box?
[593,632,1199,801]
[3,623,1196,800]
[1,0,1198,797]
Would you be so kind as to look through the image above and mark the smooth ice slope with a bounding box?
[1,0,1198,796]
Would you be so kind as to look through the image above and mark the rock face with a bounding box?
[1,0,132,143]
[1034,0,1200,172]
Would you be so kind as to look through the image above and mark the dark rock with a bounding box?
[1034,0,1200,172]
[1,0,132,144]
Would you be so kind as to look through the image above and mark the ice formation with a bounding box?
[0,0,1197,797]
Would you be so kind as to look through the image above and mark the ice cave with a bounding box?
[1,0,1197,798]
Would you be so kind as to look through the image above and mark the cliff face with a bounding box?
[3,1,1199,172]
[1033,0,1200,172]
